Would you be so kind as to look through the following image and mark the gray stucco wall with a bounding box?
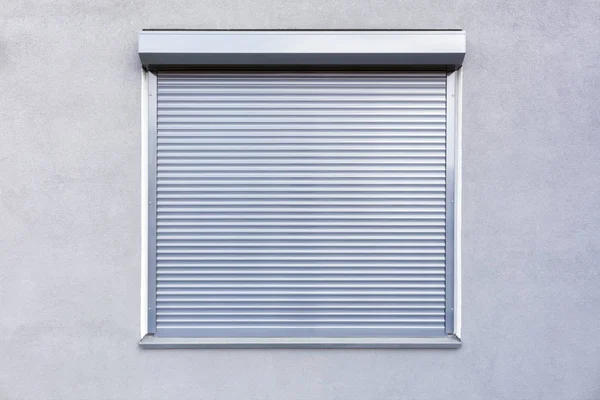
[1,1,600,399]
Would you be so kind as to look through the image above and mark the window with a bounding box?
[140,31,464,348]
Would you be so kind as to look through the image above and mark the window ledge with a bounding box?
[139,334,461,349]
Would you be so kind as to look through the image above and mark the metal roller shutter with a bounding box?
[151,71,449,338]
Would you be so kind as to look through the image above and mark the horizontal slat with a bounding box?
[157,288,444,295]
[157,245,444,252]
[157,198,443,206]
[157,266,444,272]
[157,158,445,164]
[158,153,445,160]
[156,124,445,131]
[156,144,445,151]
[157,310,445,317]
[158,78,445,85]
[158,97,446,105]
[157,260,443,265]
[157,128,445,134]
[157,281,444,288]
[158,85,446,91]
[156,138,445,144]
[157,75,447,82]
[157,181,445,187]
[159,86,445,93]
[161,271,443,278]
[158,86,445,94]
[157,296,445,303]
[158,222,443,228]
[156,193,446,199]
[158,84,446,90]
[157,206,443,212]
[156,260,444,267]
[157,198,444,206]
[156,317,444,323]
[158,109,445,116]
[156,205,444,212]
[155,325,445,332]
[156,241,444,247]
[158,257,445,262]
[157,78,446,83]
[159,102,446,110]
[156,233,444,239]
[156,199,444,206]
[156,274,445,281]
[157,189,445,195]
[157,303,444,309]
[156,222,445,228]
[157,217,443,223]
[157,173,446,180]
[157,226,444,233]
[156,269,444,275]
[156,253,445,262]
[156,215,445,220]
[159,72,446,78]
[157,165,445,172]
[157,133,446,140]
[158,115,445,123]
[157,172,445,179]
[158,77,447,84]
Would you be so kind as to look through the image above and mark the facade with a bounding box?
[2,1,600,399]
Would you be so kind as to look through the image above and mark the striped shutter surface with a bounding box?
[154,71,448,338]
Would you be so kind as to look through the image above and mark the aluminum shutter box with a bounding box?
[151,71,449,338]
[138,30,466,68]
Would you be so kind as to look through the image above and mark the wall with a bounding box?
[1,1,600,399]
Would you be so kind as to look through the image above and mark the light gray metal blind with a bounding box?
[152,71,449,338]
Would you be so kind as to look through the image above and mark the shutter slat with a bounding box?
[156,275,446,281]
[156,234,445,239]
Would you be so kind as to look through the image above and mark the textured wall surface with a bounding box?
[1,1,600,399]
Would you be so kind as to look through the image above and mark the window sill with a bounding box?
[139,334,461,349]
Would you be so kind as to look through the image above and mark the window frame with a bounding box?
[139,31,464,348]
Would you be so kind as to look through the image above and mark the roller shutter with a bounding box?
[150,71,450,338]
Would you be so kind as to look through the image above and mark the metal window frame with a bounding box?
[147,71,158,334]
[139,30,463,348]
[445,70,456,334]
